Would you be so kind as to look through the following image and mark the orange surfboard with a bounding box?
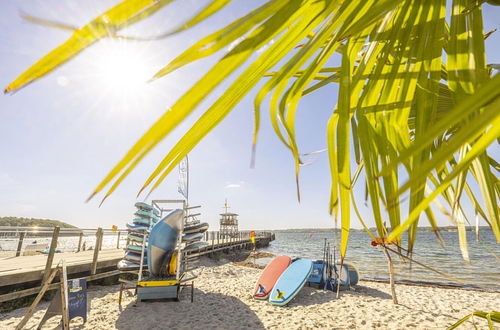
[254,256,291,299]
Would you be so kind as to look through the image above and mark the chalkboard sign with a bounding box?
[38,278,87,328]
[68,279,87,323]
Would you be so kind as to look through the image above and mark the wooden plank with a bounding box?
[0,270,120,303]
[91,228,102,275]
[59,261,69,330]
[15,267,59,330]
[76,232,83,252]
[15,232,26,257]
[42,227,60,283]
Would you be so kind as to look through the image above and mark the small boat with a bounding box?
[183,241,208,251]
[148,209,183,276]
[254,256,291,299]
[124,251,145,262]
[135,209,153,218]
[127,244,146,253]
[135,202,153,211]
[118,259,141,270]
[127,233,147,243]
[269,258,313,306]
[182,232,203,242]
[127,223,149,231]
[184,222,209,234]
[132,217,151,226]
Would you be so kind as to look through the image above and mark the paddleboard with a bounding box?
[128,233,146,242]
[184,222,209,234]
[135,202,153,211]
[183,232,203,242]
[118,259,140,270]
[147,209,183,276]
[184,241,208,251]
[124,251,144,262]
[254,256,291,300]
[127,223,149,231]
[269,259,313,306]
[132,217,151,226]
[127,244,147,253]
[135,209,153,218]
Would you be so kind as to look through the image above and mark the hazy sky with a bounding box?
[1,0,499,231]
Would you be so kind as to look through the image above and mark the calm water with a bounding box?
[260,230,500,290]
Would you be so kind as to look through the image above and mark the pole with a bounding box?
[16,232,26,257]
[42,226,60,284]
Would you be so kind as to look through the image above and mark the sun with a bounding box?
[88,40,153,98]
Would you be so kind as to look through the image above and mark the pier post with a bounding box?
[42,226,60,284]
[116,231,121,249]
[217,232,219,245]
[15,232,26,257]
[77,232,83,252]
[91,228,103,275]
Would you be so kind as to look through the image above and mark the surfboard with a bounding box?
[126,223,149,231]
[184,222,209,234]
[147,209,183,276]
[269,258,313,306]
[182,232,203,242]
[135,202,153,210]
[153,208,160,217]
[183,241,208,251]
[254,256,291,300]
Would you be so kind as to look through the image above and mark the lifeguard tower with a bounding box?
[220,200,239,238]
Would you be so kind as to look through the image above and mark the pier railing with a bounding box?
[0,226,128,258]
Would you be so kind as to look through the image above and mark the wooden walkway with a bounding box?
[0,232,274,303]
[0,249,124,288]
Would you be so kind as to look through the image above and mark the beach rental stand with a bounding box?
[135,200,196,302]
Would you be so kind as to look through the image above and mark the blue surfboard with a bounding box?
[135,209,153,218]
[269,259,313,306]
[132,217,151,226]
[147,209,183,276]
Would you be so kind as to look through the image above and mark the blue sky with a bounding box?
[1,0,499,231]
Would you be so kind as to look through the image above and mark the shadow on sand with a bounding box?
[283,284,392,307]
[115,288,265,329]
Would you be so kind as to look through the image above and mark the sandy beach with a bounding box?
[1,256,498,330]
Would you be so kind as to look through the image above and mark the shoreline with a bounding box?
[1,254,498,329]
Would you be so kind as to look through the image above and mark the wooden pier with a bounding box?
[0,226,274,303]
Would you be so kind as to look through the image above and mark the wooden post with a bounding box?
[15,267,60,330]
[99,229,103,251]
[91,228,102,275]
[59,261,69,330]
[384,247,398,304]
[16,232,26,257]
[217,232,219,245]
[116,231,121,249]
[77,232,84,252]
[42,226,60,284]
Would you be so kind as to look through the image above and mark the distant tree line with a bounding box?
[0,217,76,228]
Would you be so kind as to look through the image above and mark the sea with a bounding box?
[260,229,500,290]
[1,228,498,290]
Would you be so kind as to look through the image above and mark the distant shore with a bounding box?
[1,254,497,329]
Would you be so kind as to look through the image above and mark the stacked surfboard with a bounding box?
[182,221,209,251]
[117,202,160,271]
[254,257,313,306]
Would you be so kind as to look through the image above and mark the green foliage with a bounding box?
[0,217,77,228]
[5,0,500,262]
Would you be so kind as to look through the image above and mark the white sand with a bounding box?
[1,257,498,329]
